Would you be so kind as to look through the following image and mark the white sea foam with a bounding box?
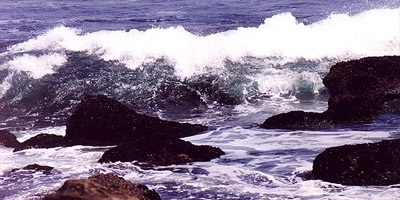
[1,124,398,199]
[1,53,67,79]
[5,8,399,79]
[0,72,13,98]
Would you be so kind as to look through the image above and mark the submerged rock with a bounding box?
[44,174,160,200]
[156,83,206,111]
[261,56,400,129]
[65,95,207,145]
[0,130,20,148]
[312,139,400,186]
[10,164,54,174]
[99,136,224,165]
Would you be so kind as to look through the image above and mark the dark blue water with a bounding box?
[0,0,399,199]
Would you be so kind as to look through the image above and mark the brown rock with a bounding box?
[89,173,160,200]
[44,173,160,200]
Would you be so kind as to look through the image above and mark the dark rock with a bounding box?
[261,56,400,129]
[10,164,54,174]
[99,136,224,165]
[323,56,400,122]
[89,173,160,200]
[13,134,68,152]
[65,95,207,145]
[44,173,160,200]
[157,83,206,110]
[312,139,400,186]
[260,111,334,129]
[0,130,20,148]
[10,95,221,166]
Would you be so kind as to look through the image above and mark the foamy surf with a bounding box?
[1,2,400,199]
[0,8,398,108]
[1,123,398,199]
[3,8,399,78]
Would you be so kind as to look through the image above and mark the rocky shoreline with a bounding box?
[1,56,399,198]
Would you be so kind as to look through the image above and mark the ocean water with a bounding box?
[0,0,399,199]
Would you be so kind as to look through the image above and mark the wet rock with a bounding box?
[89,173,161,200]
[261,56,400,129]
[13,134,67,152]
[323,56,400,122]
[65,95,208,145]
[0,130,20,148]
[157,83,206,110]
[312,139,400,186]
[99,136,225,165]
[189,76,243,105]
[44,173,160,200]
[260,111,334,129]
[10,164,54,174]
[10,95,221,166]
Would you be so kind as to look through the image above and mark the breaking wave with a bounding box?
[0,8,399,126]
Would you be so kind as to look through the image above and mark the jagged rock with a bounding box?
[43,173,160,200]
[0,130,20,148]
[89,173,160,200]
[65,95,207,145]
[99,136,225,165]
[13,134,67,152]
[312,139,400,186]
[261,56,400,129]
[323,56,400,122]
[10,164,54,174]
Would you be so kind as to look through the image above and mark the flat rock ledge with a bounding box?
[99,136,225,165]
[261,56,400,129]
[44,173,160,200]
[312,139,400,186]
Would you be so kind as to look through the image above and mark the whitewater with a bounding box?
[0,0,400,199]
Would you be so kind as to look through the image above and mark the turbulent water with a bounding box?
[1,0,400,199]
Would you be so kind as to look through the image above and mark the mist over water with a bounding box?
[1,0,400,199]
